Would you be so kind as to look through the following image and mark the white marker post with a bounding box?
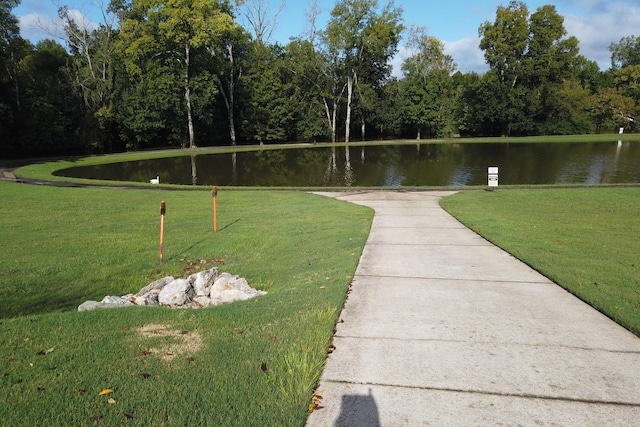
[488,167,499,187]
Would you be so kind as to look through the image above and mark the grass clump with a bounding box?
[440,187,640,335]
[0,181,373,426]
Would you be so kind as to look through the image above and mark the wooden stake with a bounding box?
[212,186,218,233]
[159,201,166,265]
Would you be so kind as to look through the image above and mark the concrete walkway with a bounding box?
[306,191,640,427]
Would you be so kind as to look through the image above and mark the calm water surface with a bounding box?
[56,141,640,187]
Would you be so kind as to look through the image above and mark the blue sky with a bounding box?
[13,0,640,74]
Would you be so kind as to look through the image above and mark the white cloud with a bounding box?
[561,0,640,70]
[18,13,64,43]
[17,8,98,46]
[390,45,410,78]
[444,37,488,74]
[392,37,490,77]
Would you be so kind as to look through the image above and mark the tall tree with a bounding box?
[285,38,331,142]
[237,0,284,45]
[0,0,35,157]
[207,24,250,145]
[399,26,456,138]
[20,40,81,154]
[324,0,402,142]
[610,35,640,69]
[58,4,119,152]
[115,0,234,148]
[240,43,294,143]
[478,0,530,136]
[478,1,582,136]
[479,0,529,89]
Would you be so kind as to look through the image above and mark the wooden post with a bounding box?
[159,201,166,265]
[212,186,218,233]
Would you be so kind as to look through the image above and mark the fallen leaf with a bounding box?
[77,389,86,394]
[36,348,54,356]
[163,411,169,421]
[186,356,194,362]
[140,373,151,379]
[269,335,276,341]
[308,392,325,413]
[260,362,268,373]
[180,330,189,335]
[138,350,151,356]
[107,398,116,404]
[98,389,114,396]
[24,337,29,342]
[123,412,133,419]
[37,387,45,392]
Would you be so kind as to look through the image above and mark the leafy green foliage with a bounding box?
[5,0,640,157]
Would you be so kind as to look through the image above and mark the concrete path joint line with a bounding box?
[319,379,640,408]
[366,242,491,247]
[332,334,640,355]
[355,273,552,284]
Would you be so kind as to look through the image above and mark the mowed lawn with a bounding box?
[2,178,639,426]
[0,181,373,426]
[441,187,640,336]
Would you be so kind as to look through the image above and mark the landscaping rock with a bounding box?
[158,279,192,306]
[190,267,219,297]
[193,295,213,308]
[78,300,133,311]
[210,273,267,305]
[101,295,135,305]
[132,289,160,306]
[78,267,264,311]
[136,276,175,297]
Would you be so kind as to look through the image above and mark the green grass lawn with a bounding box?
[0,181,373,426]
[3,148,640,425]
[441,187,640,336]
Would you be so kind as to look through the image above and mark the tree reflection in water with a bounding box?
[55,141,640,187]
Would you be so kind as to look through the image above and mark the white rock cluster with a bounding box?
[78,267,265,311]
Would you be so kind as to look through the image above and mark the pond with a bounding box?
[55,141,640,187]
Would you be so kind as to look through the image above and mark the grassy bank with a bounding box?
[440,187,640,336]
[0,182,373,425]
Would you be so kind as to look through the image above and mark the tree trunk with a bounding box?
[184,42,196,148]
[361,117,365,141]
[345,70,355,143]
[190,155,197,185]
[323,97,338,143]
[224,44,238,145]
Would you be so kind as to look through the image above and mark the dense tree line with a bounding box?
[2,0,639,159]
